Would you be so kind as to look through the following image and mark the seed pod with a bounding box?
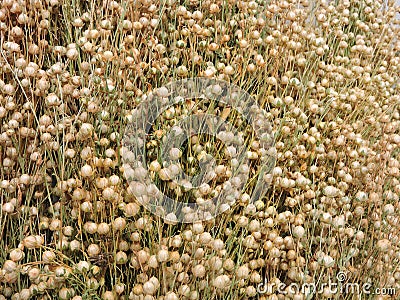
[149,160,161,172]
[102,291,115,300]
[2,202,14,214]
[3,260,18,272]
[27,267,40,281]
[124,203,140,217]
[59,287,74,300]
[115,251,128,264]
[158,168,172,181]
[377,239,391,252]
[143,281,156,295]
[112,217,126,231]
[19,288,31,300]
[157,249,169,262]
[42,250,56,263]
[115,283,125,294]
[70,240,81,252]
[81,164,93,177]
[236,265,250,279]
[22,236,38,249]
[97,223,110,235]
[192,264,205,278]
[213,275,230,289]
[76,261,90,273]
[87,244,101,257]
[148,255,158,268]
[84,222,98,234]
[165,292,178,300]
[137,250,150,265]
[9,248,24,262]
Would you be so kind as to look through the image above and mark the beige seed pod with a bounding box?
[95,177,109,190]
[81,164,93,177]
[211,239,224,251]
[19,174,31,185]
[148,255,159,268]
[149,160,161,172]
[137,250,150,265]
[102,291,115,300]
[198,232,212,245]
[165,213,178,225]
[9,248,24,262]
[2,202,14,214]
[170,235,182,248]
[87,277,100,290]
[87,244,100,257]
[114,283,125,294]
[84,222,98,234]
[192,222,204,234]
[222,258,235,271]
[165,292,178,300]
[108,174,119,185]
[103,51,114,61]
[19,288,31,300]
[112,217,126,231]
[3,260,18,272]
[236,265,250,279]
[169,148,182,160]
[80,201,92,212]
[143,281,156,295]
[22,235,38,249]
[115,251,128,264]
[293,226,305,238]
[59,287,74,300]
[124,203,140,217]
[49,219,62,231]
[76,260,90,273]
[213,275,230,289]
[157,249,169,263]
[191,264,205,278]
[377,239,391,252]
[118,240,129,251]
[102,187,115,201]
[66,48,79,60]
[97,223,110,235]
[158,168,172,181]
[3,271,18,283]
[42,250,56,263]
[28,267,40,280]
